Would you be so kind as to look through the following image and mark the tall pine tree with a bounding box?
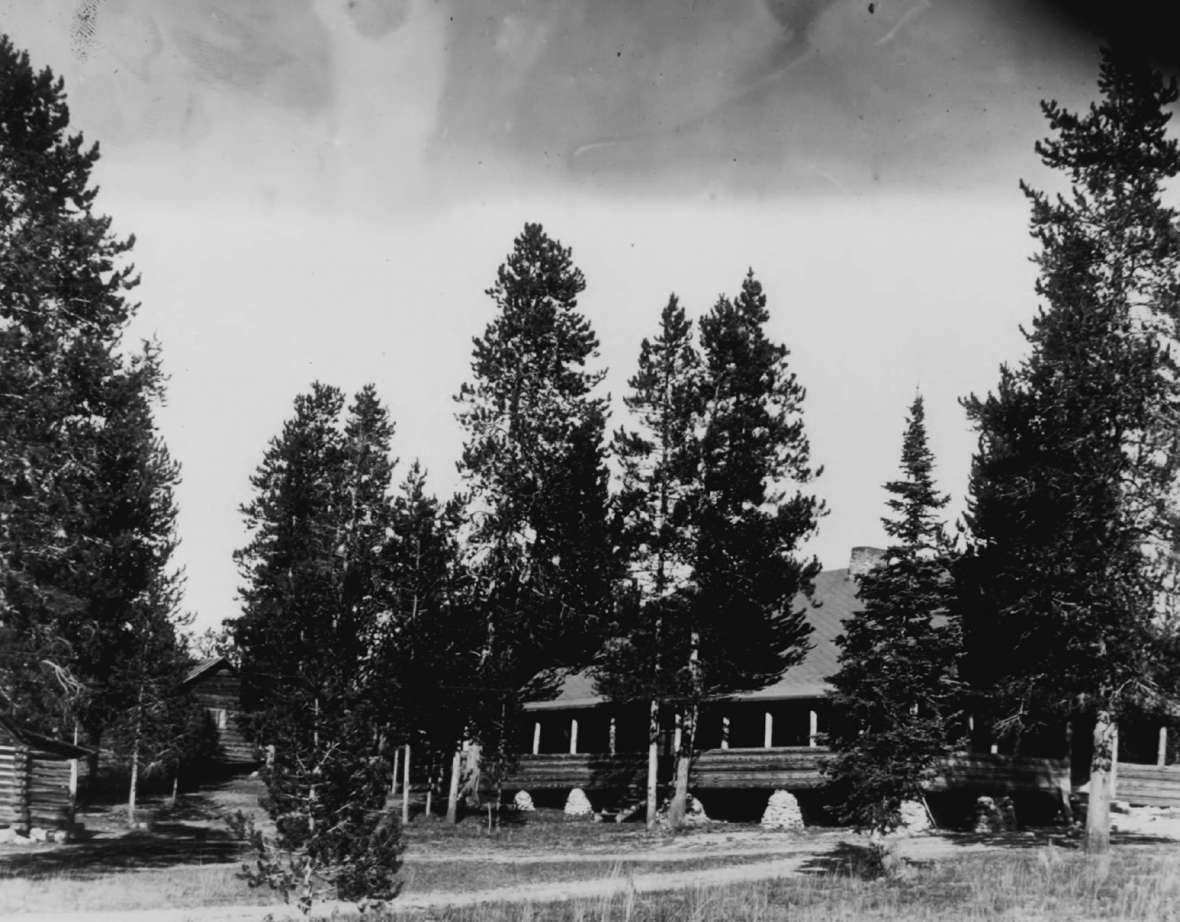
[827,395,962,835]
[230,382,401,904]
[454,222,615,818]
[0,36,186,778]
[370,464,478,815]
[597,295,703,826]
[961,48,1180,853]
[639,271,824,827]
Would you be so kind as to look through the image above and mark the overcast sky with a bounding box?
[0,1,1162,631]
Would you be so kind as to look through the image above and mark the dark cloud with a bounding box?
[40,0,1180,202]
[425,0,1164,195]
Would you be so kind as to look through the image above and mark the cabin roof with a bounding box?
[525,567,862,711]
[0,715,92,759]
[183,656,231,686]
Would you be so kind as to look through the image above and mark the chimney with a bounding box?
[848,546,886,579]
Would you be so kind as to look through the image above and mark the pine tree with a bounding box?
[961,48,1180,853]
[596,295,702,826]
[370,464,478,816]
[669,271,824,826]
[827,396,962,835]
[0,37,186,779]
[454,222,615,819]
[230,383,402,905]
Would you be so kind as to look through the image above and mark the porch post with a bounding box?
[402,743,411,824]
[808,709,818,748]
[720,716,730,750]
[609,716,617,756]
[569,718,579,755]
[532,721,542,756]
[673,712,682,754]
[763,710,773,749]
[1111,724,1119,799]
[1159,726,1168,768]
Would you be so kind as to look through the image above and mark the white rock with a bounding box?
[896,799,931,834]
[27,827,49,842]
[760,789,805,831]
[513,790,536,812]
[973,795,1016,833]
[564,787,592,817]
[0,827,33,846]
[683,794,710,826]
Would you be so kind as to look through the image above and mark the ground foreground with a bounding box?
[1,775,1178,921]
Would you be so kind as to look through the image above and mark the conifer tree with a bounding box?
[454,223,615,819]
[827,396,962,835]
[0,37,187,775]
[596,295,702,826]
[231,382,401,905]
[961,48,1180,853]
[371,464,478,815]
[670,271,824,827]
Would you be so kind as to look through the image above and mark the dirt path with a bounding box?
[406,829,848,864]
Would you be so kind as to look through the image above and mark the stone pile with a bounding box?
[897,799,932,834]
[760,789,805,831]
[0,826,72,845]
[564,787,593,817]
[973,795,1017,833]
[513,790,536,812]
[654,793,710,826]
[683,794,710,826]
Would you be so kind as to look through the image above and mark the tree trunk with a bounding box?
[1086,709,1117,854]
[646,698,660,828]
[401,743,411,825]
[127,683,145,825]
[446,745,462,823]
[668,705,697,829]
[668,628,701,829]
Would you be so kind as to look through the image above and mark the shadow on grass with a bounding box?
[797,841,896,878]
[940,826,1177,849]
[0,823,245,878]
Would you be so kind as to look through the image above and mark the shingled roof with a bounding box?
[525,566,863,711]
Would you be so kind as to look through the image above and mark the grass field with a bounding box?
[358,846,1180,922]
[3,773,1179,921]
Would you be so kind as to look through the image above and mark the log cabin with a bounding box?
[0,716,89,831]
[506,548,1084,815]
[181,656,257,767]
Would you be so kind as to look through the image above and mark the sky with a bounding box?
[0,0,1172,631]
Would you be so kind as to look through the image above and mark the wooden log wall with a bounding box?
[501,752,651,791]
[25,749,73,828]
[927,753,1070,795]
[0,745,75,830]
[1114,762,1180,808]
[690,747,826,790]
[504,747,1070,796]
[0,744,28,828]
[190,670,256,765]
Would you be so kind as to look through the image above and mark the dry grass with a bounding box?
[352,845,1180,922]
[0,863,273,914]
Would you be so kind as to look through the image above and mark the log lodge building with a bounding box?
[164,547,1180,823]
[502,548,1180,818]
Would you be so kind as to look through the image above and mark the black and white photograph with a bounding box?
[1,2,1180,919]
